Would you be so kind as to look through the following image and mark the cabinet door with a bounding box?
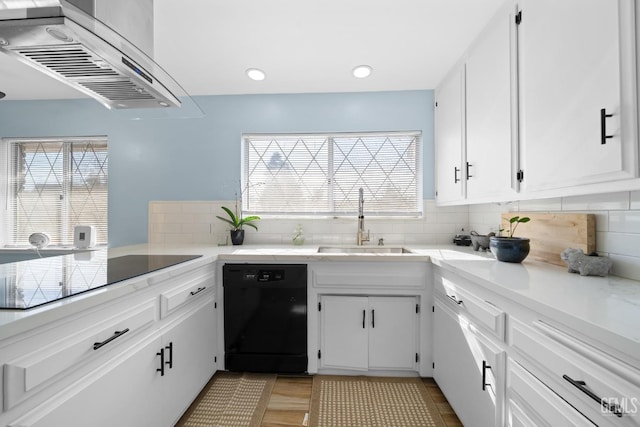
[466,6,517,200]
[518,0,635,191]
[162,298,217,425]
[8,336,166,427]
[320,296,368,370]
[433,299,504,427]
[435,67,465,204]
[368,296,417,370]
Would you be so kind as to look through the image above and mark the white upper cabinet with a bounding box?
[466,5,517,201]
[518,0,638,192]
[435,67,466,204]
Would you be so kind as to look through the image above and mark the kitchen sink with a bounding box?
[317,246,413,254]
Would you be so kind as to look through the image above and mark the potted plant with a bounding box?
[216,205,260,245]
[489,216,531,263]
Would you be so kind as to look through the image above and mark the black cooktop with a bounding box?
[0,253,202,310]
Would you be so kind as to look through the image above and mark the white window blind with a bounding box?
[243,131,422,216]
[6,137,108,246]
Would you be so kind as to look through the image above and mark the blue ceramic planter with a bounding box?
[490,237,530,263]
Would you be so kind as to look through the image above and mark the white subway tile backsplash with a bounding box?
[150,195,640,281]
[631,191,640,209]
[517,198,563,212]
[561,192,630,211]
[609,211,640,234]
[598,232,640,258]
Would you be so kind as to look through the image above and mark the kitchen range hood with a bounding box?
[0,0,182,109]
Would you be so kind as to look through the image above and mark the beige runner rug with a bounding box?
[175,372,276,427]
[309,375,447,427]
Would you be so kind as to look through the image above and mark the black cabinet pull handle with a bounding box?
[447,295,463,305]
[165,342,173,369]
[466,162,473,179]
[362,309,366,329]
[563,374,623,417]
[371,309,375,328]
[157,348,165,376]
[601,108,614,144]
[190,286,206,296]
[482,360,491,391]
[454,166,460,183]
[93,328,130,350]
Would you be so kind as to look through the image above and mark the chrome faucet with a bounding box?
[357,187,370,246]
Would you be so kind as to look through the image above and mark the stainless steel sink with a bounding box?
[317,246,413,254]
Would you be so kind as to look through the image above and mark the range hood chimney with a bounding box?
[0,0,182,109]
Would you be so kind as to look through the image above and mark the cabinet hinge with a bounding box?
[318,302,321,312]
[515,10,522,25]
[516,169,524,182]
[416,353,420,363]
[415,304,420,314]
[318,350,321,359]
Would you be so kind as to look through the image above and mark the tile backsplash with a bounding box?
[149,200,469,247]
[149,191,640,281]
[468,191,640,281]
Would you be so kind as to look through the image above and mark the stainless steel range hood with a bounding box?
[0,0,182,109]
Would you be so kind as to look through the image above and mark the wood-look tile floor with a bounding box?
[259,376,462,427]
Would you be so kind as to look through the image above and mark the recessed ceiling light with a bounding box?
[353,65,372,79]
[246,68,266,81]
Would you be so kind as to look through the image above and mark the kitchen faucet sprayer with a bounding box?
[357,187,370,245]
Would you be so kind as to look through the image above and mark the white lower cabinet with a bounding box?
[433,298,505,427]
[5,274,217,427]
[319,295,418,372]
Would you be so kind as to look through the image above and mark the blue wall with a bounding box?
[0,90,434,246]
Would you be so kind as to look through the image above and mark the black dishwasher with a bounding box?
[223,264,307,373]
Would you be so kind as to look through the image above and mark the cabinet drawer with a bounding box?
[436,274,505,341]
[3,299,156,410]
[507,358,595,426]
[510,319,640,426]
[159,267,214,318]
[312,262,428,290]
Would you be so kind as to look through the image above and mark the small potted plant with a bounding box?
[216,204,260,245]
[489,216,531,263]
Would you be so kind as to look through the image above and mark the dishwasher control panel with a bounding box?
[242,269,285,282]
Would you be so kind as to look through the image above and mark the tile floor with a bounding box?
[260,376,463,427]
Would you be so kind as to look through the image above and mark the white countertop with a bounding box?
[1,243,639,367]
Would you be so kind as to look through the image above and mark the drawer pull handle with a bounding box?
[157,348,165,376]
[371,309,375,328]
[454,166,461,183]
[447,295,463,305]
[600,108,614,144]
[165,342,173,369]
[93,328,130,350]
[563,374,623,417]
[362,309,366,329]
[482,360,491,391]
[190,286,206,296]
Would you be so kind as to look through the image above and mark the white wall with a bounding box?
[468,191,640,281]
[149,200,469,247]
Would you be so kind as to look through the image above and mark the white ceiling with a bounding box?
[0,0,505,100]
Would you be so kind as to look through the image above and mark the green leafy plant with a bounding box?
[216,206,260,231]
[500,216,530,238]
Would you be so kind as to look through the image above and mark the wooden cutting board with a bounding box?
[500,213,596,267]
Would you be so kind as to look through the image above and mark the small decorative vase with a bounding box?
[230,229,245,245]
[292,224,305,245]
[490,236,530,263]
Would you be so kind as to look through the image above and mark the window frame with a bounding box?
[3,136,108,247]
[242,131,423,217]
